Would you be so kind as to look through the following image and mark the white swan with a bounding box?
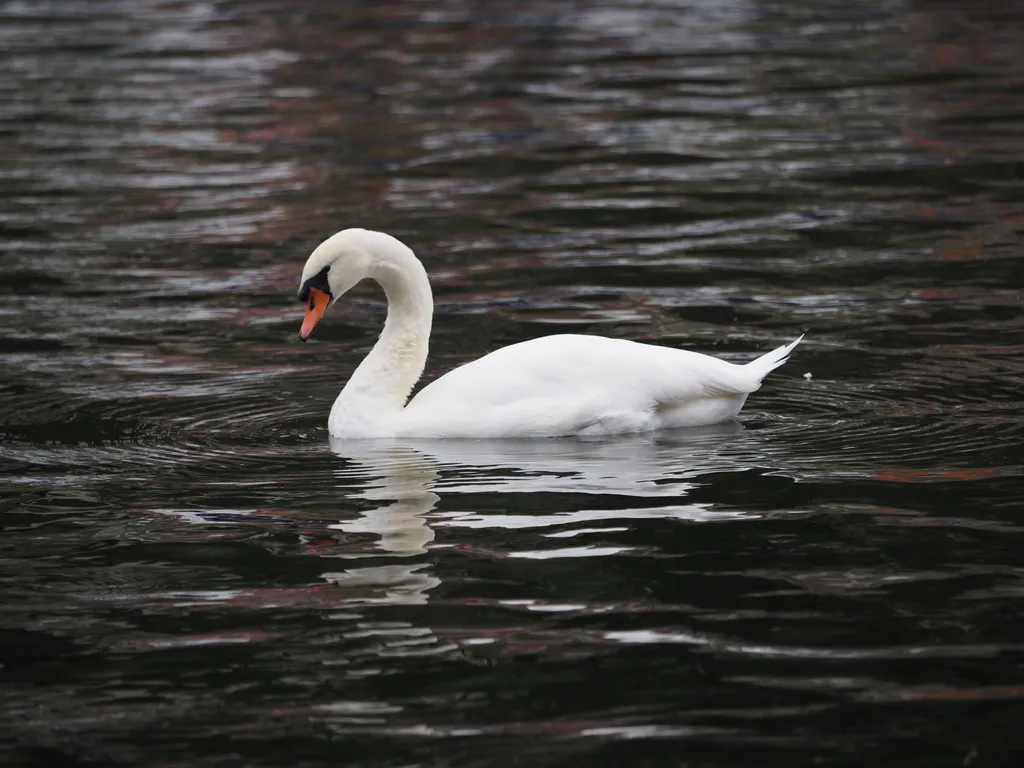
[297,228,803,438]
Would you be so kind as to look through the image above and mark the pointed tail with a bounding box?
[745,334,804,382]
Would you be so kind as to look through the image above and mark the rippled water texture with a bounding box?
[2,1,1024,766]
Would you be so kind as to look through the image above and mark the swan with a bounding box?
[297,228,803,438]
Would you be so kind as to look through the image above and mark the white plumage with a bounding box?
[296,228,802,439]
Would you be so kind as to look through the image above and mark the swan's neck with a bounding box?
[330,251,433,436]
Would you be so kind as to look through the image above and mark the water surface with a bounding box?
[2,1,1024,766]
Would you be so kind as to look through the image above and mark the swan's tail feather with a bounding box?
[745,334,804,381]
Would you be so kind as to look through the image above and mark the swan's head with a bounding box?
[296,228,385,341]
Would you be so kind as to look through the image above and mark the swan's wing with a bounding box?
[401,334,763,436]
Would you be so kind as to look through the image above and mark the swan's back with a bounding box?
[400,333,781,438]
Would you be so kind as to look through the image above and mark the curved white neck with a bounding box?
[329,247,433,436]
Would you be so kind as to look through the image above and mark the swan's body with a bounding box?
[297,229,802,439]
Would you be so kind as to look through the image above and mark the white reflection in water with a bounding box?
[322,444,442,606]
[324,423,749,606]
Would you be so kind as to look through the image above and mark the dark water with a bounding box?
[2,1,1024,765]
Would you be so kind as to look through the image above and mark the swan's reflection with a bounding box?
[321,444,441,606]
[322,423,748,606]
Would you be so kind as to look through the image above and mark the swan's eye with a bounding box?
[298,265,332,303]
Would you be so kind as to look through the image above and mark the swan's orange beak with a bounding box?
[299,287,330,342]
